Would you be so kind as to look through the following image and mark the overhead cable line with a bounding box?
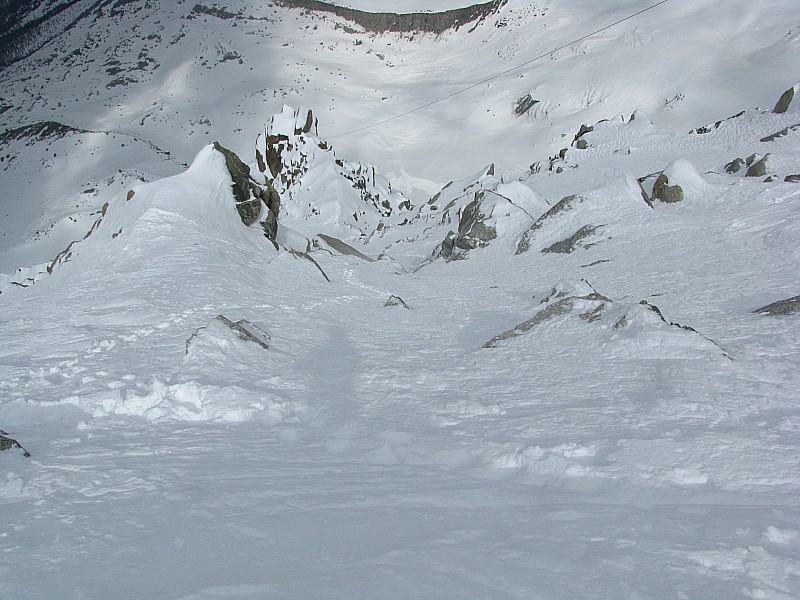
[327,0,671,139]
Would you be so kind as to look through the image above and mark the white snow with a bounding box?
[1,1,799,598]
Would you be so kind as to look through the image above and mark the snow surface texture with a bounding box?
[2,1,800,599]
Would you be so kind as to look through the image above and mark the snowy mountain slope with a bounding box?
[1,1,800,598]
[2,83,800,598]
[1,0,799,275]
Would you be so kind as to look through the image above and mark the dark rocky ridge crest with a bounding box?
[274,0,505,33]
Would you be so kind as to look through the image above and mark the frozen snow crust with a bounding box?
[2,92,800,598]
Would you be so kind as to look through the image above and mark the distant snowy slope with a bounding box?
[1,0,797,235]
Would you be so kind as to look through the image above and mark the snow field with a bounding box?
[1,0,799,598]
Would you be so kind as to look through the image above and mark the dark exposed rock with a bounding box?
[773,86,796,114]
[483,292,610,348]
[273,0,504,34]
[785,174,800,183]
[299,109,314,134]
[215,315,270,348]
[572,123,594,147]
[516,194,584,254]
[255,148,267,173]
[652,173,684,203]
[753,295,800,315]
[266,135,287,178]
[186,315,271,354]
[440,191,497,260]
[693,111,746,135]
[760,123,800,142]
[0,432,30,457]
[541,225,602,254]
[638,300,731,359]
[725,158,745,174]
[213,142,251,203]
[745,154,769,178]
[260,184,281,247]
[213,141,264,226]
[514,94,539,116]
[0,120,90,146]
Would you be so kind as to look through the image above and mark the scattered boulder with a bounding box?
[572,124,593,149]
[745,154,769,178]
[516,194,584,254]
[725,158,745,174]
[773,84,799,114]
[652,159,705,203]
[384,295,411,309]
[652,174,683,203]
[753,295,800,315]
[760,123,800,142]
[541,224,603,254]
[0,431,30,457]
[186,314,271,355]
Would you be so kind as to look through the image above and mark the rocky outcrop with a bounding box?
[483,283,612,348]
[0,431,30,457]
[0,120,90,146]
[753,295,800,315]
[440,190,498,260]
[384,295,411,309]
[257,105,411,243]
[541,225,603,254]
[212,141,281,244]
[514,94,539,116]
[652,172,684,203]
[516,194,584,254]
[274,0,504,33]
[773,84,798,114]
[745,154,769,178]
[213,142,262,225]
[571,124,594,150]
[186,315,271,355]
[725,158,745,174]
[760,123,800,143]
[483,281,731,358]
[651,159,706,204]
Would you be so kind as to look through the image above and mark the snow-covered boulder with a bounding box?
[652,159,706,203]
[483,280,730,360]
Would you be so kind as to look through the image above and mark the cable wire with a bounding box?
[327,0,671,139]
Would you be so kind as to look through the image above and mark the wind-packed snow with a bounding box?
[1,1,800,598]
